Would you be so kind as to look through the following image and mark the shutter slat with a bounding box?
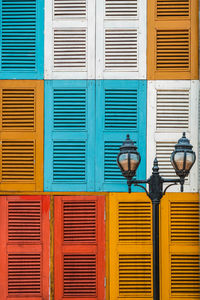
[157,0,190,17]
[156,30,190,70]
[170,202,199,242]
[119,202,152,242]
[105,30,138,69]
[54,29,87,69]
[105,0,138,17]
[53,88,86,129]
[156,89,189,129]
[1,0,36,70]
[171,254,200,296]
[8,254,41,295]
[63,200,96,242]
[8,200,41,242]
[2,141,35,181]
[2,89,35,129]
[54,0,86,18]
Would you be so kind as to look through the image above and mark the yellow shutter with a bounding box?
[147,0,199,79]
[0,80,43,191]
[109,193,153,300]
[161,193,200,300]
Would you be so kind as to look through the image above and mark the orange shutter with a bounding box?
[54,195,105,300]
[109,193,153,300]
[0,80,44,191]
[147,0,198,79]
[161,193,200,300]
[0,195,50,300]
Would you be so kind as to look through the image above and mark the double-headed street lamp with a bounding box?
[117,132,196,300]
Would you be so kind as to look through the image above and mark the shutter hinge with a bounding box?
[104,209,106,221]
[49,210,51,221]
[104,277,106,288]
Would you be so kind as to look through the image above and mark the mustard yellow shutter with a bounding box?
[109,193,153,300]
[0,80,43,191]
[161,193,200,300]
[147,0,199,79]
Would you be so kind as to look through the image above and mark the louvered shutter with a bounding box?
[44,80,95,191]
[147,80,199,192]
[95,80,146,191]
[0,195,50,299]
[161,193,200,300]
[54,195,105,300]
[109,193,153,299]
[45,0,95,79]
[96,0,146,79]
[147,0,198,79]
[0,0,44,79]
[0,80,43,191]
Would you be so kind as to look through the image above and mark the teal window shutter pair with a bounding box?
[0,0,44,79]
[44,80,147,192]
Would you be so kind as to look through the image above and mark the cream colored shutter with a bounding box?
[96,0,146,79]
[45,0,95,79]
[147,80,199,192]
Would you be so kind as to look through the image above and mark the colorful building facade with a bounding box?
[0,0,199,299]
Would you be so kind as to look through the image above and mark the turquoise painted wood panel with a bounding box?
[95,80,147,192]
[0,0,44,79]
[44,80,95,191]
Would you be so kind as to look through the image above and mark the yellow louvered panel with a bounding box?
[156,30,190,70]
[161,193,200,300]
[156,0,190,17]
[2,141,35,181]
[170,201,199,243]
[0,80,43,191]
[147,0,198,79]
[109,193,153,300]
[119,254,152,296]
[2,89,35,130]
[119,201,152,242]
[171,254,200,297]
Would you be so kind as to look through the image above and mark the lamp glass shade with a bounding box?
[185,152,195,170]
[172,152,184,170]
[118,153,140,172]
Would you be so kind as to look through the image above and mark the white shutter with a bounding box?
[45,0,95,79]
[147,81,199,192]
[96,0,146,79]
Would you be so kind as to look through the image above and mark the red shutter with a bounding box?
[0,196,50,300]
[54,195,105,300]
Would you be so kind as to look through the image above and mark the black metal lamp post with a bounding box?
[117,133,196,300]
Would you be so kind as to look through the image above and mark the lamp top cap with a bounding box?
[120,134,137,151]
[175,132,193,150]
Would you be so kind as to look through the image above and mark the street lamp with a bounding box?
[117,132,196,300]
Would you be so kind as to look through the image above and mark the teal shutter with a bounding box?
[44,80,95,191]
[95,80,147,192]
[0,0,44,79]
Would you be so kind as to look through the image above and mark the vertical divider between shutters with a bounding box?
[50,195,54,300]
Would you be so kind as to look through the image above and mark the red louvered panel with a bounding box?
[0,196,50,300]
[54,195,105,300]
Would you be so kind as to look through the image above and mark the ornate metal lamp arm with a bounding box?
[127,158,183,300]
[128,159,183,198]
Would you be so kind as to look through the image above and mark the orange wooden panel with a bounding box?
[0,80,44,191]
[147,0,199,79]
[54,195,105,300]
[0,195,50,300]
[109,193,153,300]
[161,193,199,300]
